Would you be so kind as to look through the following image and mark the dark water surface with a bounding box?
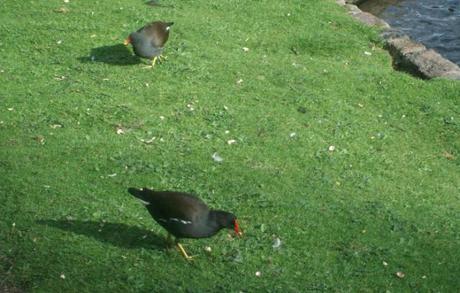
[360,0,460,66]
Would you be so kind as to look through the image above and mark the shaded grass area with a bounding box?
[1,0,459,291]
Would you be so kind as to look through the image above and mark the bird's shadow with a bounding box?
[78,44,141,66]
[37,219,165,250]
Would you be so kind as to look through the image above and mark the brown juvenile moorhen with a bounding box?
[123,21,173,67]
[127,187,241,260]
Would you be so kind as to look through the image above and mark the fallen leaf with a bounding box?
[272,238,282,249]
[139,137,156,144]
[212,152,223,162]
[54,7,69,13]
[34,135,45,144]
[54,76,66,81]
[442,151,455,160]
[116,126,125,135]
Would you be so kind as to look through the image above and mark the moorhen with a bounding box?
[123,21,174,67]
[127,187,241,260]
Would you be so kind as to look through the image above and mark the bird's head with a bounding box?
[217,211,242,237]
[127,187,154,205]
[123,35,132,46]
[233,218,242,237]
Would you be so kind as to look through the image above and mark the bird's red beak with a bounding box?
[123,36,132,46]
[234,219,242,237]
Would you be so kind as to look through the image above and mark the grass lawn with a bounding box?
[1,0,459,291]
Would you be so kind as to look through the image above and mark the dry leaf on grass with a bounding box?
[54,7,69,13]
[272,238,282,249]
[139,137,156,144]
[34,135,45,144]
[442,151,455,160]
[396,271,405,278]
[115,126,125,135]
[212,152,223,162]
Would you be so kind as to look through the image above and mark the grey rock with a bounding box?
[385,35,460,80]
[346,5,390,28]
[346,0,366,5]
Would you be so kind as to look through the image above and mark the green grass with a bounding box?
[1,0,459,291]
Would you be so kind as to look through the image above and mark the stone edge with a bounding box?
[336,0,460,80]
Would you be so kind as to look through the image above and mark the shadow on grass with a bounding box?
[78,44,141,66]
[145,0,174,7]
[37,219,165,250]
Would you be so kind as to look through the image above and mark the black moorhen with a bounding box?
[123,21,173,67]
[127,187,241,260]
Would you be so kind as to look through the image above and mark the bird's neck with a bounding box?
[209,210,231,227]
[199,210,227,237]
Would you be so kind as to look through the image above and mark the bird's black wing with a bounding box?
[148,191,209,222]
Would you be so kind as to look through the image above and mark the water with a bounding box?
[360,0,460,66]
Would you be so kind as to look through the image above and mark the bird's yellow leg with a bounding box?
[176,242,193,260]
[158,55,167,61]
[151,56,158,67]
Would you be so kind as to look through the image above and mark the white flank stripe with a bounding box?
[169,218,192,225]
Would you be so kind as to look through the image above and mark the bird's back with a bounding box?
[145,191,209,221]
[140,22,171,48]
[129,188,219,238]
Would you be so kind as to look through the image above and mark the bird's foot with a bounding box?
[141,57,158,69]
[152,56,158,67]
[158,55,167,62]
[176,243,194,261]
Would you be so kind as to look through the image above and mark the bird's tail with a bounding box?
[127,187,154,205]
